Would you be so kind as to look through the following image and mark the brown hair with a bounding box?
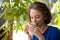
[27,2,52,24]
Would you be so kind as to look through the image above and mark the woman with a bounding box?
[24,2,60,40]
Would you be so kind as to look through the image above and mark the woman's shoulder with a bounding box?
[48,25,60,40]
[43,25,60,35]
[48,25,60,30]
[45,25,60,38]
[48,25,60,34]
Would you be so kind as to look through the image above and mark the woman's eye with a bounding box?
[36,16,40,18]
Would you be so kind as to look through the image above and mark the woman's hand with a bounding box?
[24,24,31,40]
[26,23,45,40]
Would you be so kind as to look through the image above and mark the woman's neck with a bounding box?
[38,24,48,33]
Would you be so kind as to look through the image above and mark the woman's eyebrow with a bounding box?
[36,15,41,16]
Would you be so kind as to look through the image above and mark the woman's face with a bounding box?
[30,9,45,27]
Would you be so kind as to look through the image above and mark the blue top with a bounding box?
[32,26,60,40]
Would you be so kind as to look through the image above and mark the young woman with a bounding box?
[24,2,60,40]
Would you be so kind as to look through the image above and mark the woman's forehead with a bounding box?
[30,9,43,16]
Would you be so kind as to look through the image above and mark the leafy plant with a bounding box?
[51,0,60,26]
[0,0,38,40]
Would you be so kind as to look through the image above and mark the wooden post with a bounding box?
[8,19,14,40]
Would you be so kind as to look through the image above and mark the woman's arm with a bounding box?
[24,30,32,40]
[28,34,32,40]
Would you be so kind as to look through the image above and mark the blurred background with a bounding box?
[0,0,60,40]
